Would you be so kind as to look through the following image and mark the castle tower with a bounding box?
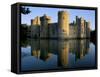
[84,20,86,37]
[40,14,51,38]
[76,16,80,38]
[58,11,69,38]
[30,16,40,38]
[81,17,85,38]
[86,21,91,38]
[31,16,40,25]
[76,16,78,25]
[78,17,85,38]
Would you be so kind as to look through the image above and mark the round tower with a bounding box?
[80,17,85,38]
[86,21,91,38]
[58,11,69,38]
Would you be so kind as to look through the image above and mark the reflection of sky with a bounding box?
[21,6,95,30]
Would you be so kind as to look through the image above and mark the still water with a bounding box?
[21,39,95,71]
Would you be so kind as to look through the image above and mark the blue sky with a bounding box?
[21,6,95,30]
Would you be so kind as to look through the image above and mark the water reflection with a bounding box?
[21,39,95,71]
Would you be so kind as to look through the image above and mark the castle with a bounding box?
[27,10,90,39]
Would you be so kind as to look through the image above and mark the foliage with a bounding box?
[20,6,31,15]
[20,24,28,40]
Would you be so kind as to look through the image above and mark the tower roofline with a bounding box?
[58,10,69,14]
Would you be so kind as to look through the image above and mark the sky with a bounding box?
[21,6,95,30]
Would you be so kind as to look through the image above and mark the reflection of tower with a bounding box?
[84,39,90,55]
[58,11,69,38]
[40,14,51,38]
[40,40,51,61]
[58,41,69,67]
[80,40,85,58]
[75,40,90,60]
[85,39,90,53]
[31,39,40,58]
[76,40,84,60]
[32,50,40,59]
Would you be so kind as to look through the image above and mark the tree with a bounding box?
[20,6,31,15]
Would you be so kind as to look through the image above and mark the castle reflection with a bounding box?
[21,39,90,68]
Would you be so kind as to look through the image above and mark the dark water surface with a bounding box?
[21,39,95,71]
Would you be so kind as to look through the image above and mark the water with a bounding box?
[21,39,96,71]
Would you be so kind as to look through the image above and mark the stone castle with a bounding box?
[27,10,90,39]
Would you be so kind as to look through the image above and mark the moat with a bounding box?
[21,39,95,71]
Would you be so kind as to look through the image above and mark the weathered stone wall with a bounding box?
[49,23,58,38]
[69,25,78,38]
